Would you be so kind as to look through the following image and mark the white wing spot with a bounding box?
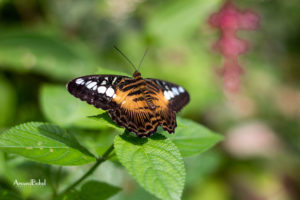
[87,82,97,89]
[106,87,115,97]
[168,90,174,98]
[164,90,171,100]
[76,78,84,85]
[97,86,106,94]
[112,77,117,84]
[105,77,109,81]
[101,80,106,85]
[178,86,185,93]
[165,85,169,90]
[92,85,98,90]
[172,87,179,95]
[85,81,92,86]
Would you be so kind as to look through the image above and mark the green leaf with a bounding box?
[0,29,99,81]
[59,181,120,200]
[40,84,106,129]
[0,75,16,128]
[0,190,23,200]
[146,0,220,44]
[88,112,123,131]
[160,117,223,157]
[79,181,121,200]
[95,68,130,77]
[56,190,81,200]
[0,122,96,165]
[95,114,223,157]
[114,133,185,200]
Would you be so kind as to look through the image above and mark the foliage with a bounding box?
[62,181,121,200]
[160,117,223,157]
[40,84,106,129]
[114,133,185,200]
[0,111,221,199]
[0,76,16,128]
[0,0,299,200]
[0,36,222,197]
[0,29,99,81]
[0,122,96,165]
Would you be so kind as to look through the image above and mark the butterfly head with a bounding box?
[113,46,148,78]
[133,70,141,78]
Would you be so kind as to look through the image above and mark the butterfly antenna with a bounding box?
[138,48,148,71]
[113,45,137,71]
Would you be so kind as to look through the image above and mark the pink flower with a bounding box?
[218,59,243,92]
[208,1,259,92]
[213,33,248,58]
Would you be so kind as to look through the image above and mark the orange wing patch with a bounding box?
[67,71,189,138]
[108,84,176,137]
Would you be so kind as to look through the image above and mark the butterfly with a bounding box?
[66,48,190,137]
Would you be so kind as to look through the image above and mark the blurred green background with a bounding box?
[0,0,299,199]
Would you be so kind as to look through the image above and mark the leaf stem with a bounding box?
[48,167,57,199]
[60,144,114,195]
[55,166,62,191]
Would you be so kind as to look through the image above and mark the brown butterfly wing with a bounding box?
[67,75,127,110]
[145,78,190,112]
[145,78,189,133]
[107,77,161,137]
[67,75,189,137]
[108,77,189,137]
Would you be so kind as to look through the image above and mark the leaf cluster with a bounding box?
[0,87,222,199]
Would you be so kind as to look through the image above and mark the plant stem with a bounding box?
[59,144,114,195]
[55,166,62,190]
[48,167,57,199]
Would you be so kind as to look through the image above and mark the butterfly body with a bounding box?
[67,71,189,137]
